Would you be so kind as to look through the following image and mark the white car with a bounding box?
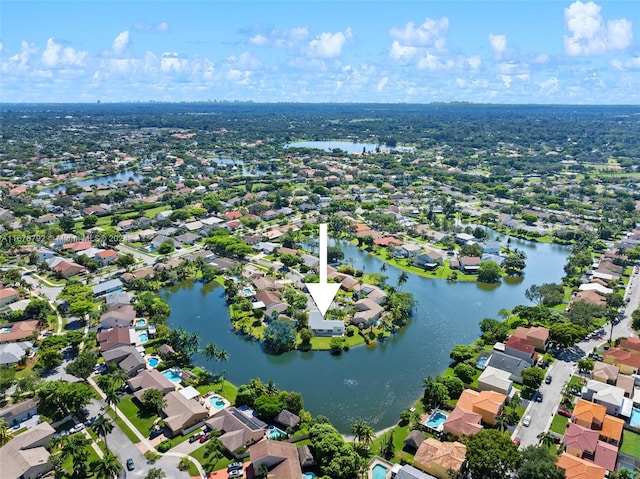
[69,423,85,434]
[523,415,531,427]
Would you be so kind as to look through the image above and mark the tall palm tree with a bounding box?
[266,380,278,396]
[380,262,387,274]
[145,468,167,479]
[203,436,224,466]
[109,367,130,387]
[495,412,508,432]
[92,415,114,451]
[0,418,12,446]
[351,420,367,443]
[360,424,375,446]
[92,453,122,479]
[104,386,120,410]
[397,271,408,291]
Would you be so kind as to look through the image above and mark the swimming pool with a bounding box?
[476,353,490,370]
[147,357,160,368]
[0,328,12,334]
[267,425,287,440]
[242,287,254,296]
[302,473,316,479]
[162,369,182,383]
[372,464,388,479]
[209,396,225,410]
[136,319,147,327]
[425,411,448,430]
[630,407,640,428]
[138,332,148,343]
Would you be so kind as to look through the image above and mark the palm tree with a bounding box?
[537,431,557,449]
[495,413,508,432]
[397,271,408,291]
[92,415,114,451]
[351,420,367,443]
[145,468,167,479]
[0,418,12,446]
[203,436,224,466]
[360,424,375,446]
[380,262,387,273]
[109,367,130,387]
[266,380,278,396]
[92,453,122,479]
[104,386,120,410]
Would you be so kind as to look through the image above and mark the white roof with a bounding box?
[179,386,200,400]
[579,283,613,295]
[478,366,513,391]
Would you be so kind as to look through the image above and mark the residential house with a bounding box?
[175,232,199,245]
[485,351,531,383]
[274,409,300,431]
[205,407,267,453]
[156,210,173,221]
[128,369,176,401]
[600,415,625,446]
[603,346,640,375]
[556,452,606,479]
[36,248,56,262]
[255,290,282,310]
[51,259,87,278]
[404,430,427,452]
[581,380,629,417]
[395,465,438,479]
[0,398,39,426]
[442,407,483,438]
[249,440,302,479]
[397,243,422,258]
[0,320,39,344]
[98,327,136,352]
[414,251,444,270]
[615,374,635,398]
[92,279,123,297]
[572,399,607,430]
[105,291,134,308]
[308,310,344,337]
[504,336,538,365]
[480,240,501,255]
[96,249,119,265]
[116,219,135,231]
[162,391,209,436]
[351,298,384,328]
[413,438,467,479]
[477,366,514,396]
[101,345,146,377]
[511,326,550,352]
[0,287,20,307]
[458,256,481,274]
[120,267,155,283]
[454,233,475,245]
[563,423,618,471]
[455,389,507,426]
[0,422,55,479]
[0,341,33,365]
[100,305,136,329]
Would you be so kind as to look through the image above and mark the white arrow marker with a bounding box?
[305,223,341,317]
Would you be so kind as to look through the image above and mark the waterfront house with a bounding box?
[414,251,444,270]
[162,390,209,436]
[504,336,538,365]
[485,350,530,383]
[413,438,467,479]
[454,389,507,426]
[477,366,513,396]
[274,409,300,431]
[403,430,427,452]
[308,310,344,337]
[511,326,550,352]
[442,407,483,438]
[249,439,302,479]
[458,256,481,274]
[0,422,55,479]
[205,407,267,453]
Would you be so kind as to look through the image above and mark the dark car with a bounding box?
[558,409,572,418]
[535,392,543,402]
[228,462,243,471]
[126,458,135,471]
[149,428,163,439]
[545,375,552,384]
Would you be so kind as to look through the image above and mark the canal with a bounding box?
[164,235,570,432]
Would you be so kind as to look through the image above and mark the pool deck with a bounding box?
[201,391,231,417]
[144,354,162,370]
[368,456,394,479]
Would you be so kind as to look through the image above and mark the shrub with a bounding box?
[157,440,172,452]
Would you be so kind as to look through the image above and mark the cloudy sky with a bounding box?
[1,0,639,104]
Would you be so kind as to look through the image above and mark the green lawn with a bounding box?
[620,429,640,458]
[105,408,140,444]
[189,444,238,475]
[549,414,569,435]
[118,396,158,436]
[197,380,238,404]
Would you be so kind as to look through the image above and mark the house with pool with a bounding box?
[162,390,209,436]
[249,440,302,479]
[412,438,467,479]
[127,369,176,400]
[205,407,267,454]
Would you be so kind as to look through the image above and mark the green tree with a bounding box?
[263,320,297,354]
[65,351,98,380]
[203,436,224,466]
[516,445,565,479]
[477,261,503,283]
[59,216,76,233]
[423,376,449,409]
[82,215,98,229]
[536,431,557,449]
[549,322,586,349]
[145,468,167,479]
[0,418,13,446]
[158,240,174,255]
[466,429,522,479]
[141,388,166,415]
[37,348,63,370]
[522,366,545,390]
[449,344,476,363]
[503,254,526,276]
[91,453,122,479]
[92,415,114,451]
[453,363,476,384]
[0,366,16,398]
[577,357,595,373]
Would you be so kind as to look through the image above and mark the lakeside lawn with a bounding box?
[197,380,239,404]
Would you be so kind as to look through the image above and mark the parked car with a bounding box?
[199,433,210,443]
[189,432,202,443]
[523,415,531,427]
[149,428,163,439]
[533,391,543,402]
[69,423,85,434]
[228,462,244,471]
[228,470,244,479]
[513,437,521,446]
[545,375,552,384]
[126,458,135,471]
[558,409,572,418]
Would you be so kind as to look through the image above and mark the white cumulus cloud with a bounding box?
[488,33,507,58]
[41,38,88,68]
[305,28,352,58]
[390,17,449,50]
[112,31,130,55]
[611,56,640,71]
[564,1,633,56]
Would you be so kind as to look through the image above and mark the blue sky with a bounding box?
[1,1,639,103]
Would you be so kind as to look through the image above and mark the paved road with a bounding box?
[512,265,640,448]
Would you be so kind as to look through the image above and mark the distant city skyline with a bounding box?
[1,1,639,104]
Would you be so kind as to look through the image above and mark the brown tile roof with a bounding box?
[0,287,19,299]
[573,399,606,426]
[619,337,640,353]
[600,415,624,443]
[414,438,467,475]
[249,440,302,479]
[557,452,606,479]
[0,320,39,344]
[443,406,483,436]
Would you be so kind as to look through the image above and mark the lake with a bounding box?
[44,169,144,194]
[285,140,392,154]
[164,236,570,432]
[205,157,268,177]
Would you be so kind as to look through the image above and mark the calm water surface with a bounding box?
[44,170,143,194]
[165,236,569,432]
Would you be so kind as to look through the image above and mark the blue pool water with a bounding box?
[147,357,159,368]
[426,411,448,429]
[243,287,253,295]
[267,425,287,440]
[162,369,182,383]
[209,396,225,410]
[630,408,640,428]
[136,319,146,327]
[138,332,148,343]
[372,464,388,479]
[476,353,490,369]
[0,328,12,334]
[303,473,316,479]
